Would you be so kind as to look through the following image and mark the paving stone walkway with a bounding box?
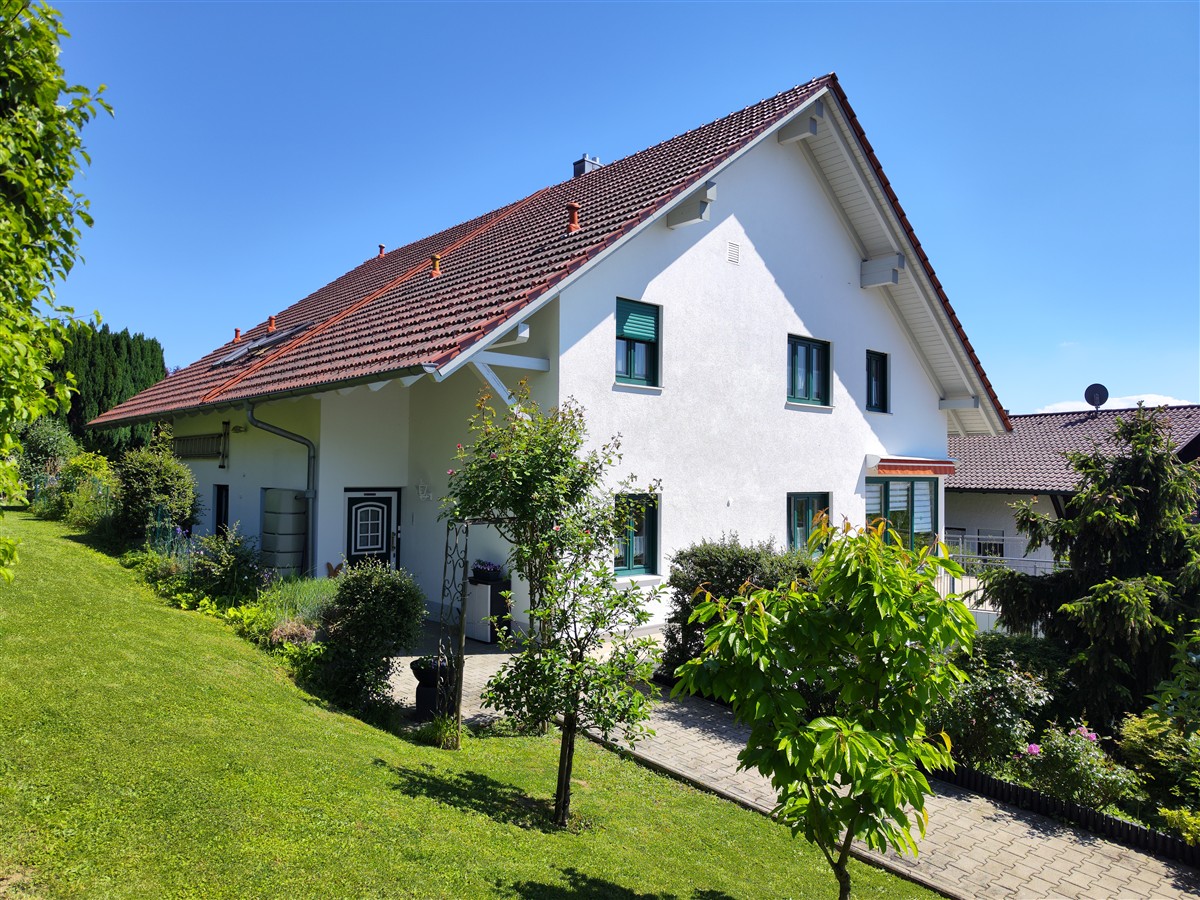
[392,634,1200,900]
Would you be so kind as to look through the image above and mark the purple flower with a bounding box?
[1026,744,1041,755]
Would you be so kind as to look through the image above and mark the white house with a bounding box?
[94,73,1009,628]
[945,405,1200,572]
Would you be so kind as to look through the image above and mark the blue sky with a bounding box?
[55,1,1198,415]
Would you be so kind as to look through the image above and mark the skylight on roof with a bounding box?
[212,322,314,367]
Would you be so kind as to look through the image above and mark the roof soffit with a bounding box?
[789,90,1008,436]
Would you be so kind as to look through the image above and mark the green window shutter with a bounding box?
[617,299,658,342]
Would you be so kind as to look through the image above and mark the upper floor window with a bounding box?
[865,477,937,549]
[866,350,888,413]
[787,492,830,551]
[614,493,658,576]
[788,336,830,405]
[616,299,659,386]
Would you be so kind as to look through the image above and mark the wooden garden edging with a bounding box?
[931,765,1199,869]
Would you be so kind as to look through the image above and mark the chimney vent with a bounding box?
[572,154,602,178]
[430,253,442,277]
[566,201,581,233]
[268,316,277,333]
[378,243,385,258]
[233,328,241,343]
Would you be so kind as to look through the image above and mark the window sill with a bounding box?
[613,382,664,396]
[866,408,892,416]
[785,401,834,413]
[615,574,663,589]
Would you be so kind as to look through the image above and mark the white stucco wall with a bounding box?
[174,399,317,541]
[944,490,1058,570]
[556,131,950,621]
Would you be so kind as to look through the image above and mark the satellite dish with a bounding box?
[1084,383,1109,412]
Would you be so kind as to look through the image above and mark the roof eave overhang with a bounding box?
[87,363,433,430]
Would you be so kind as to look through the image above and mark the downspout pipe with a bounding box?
[245,402,316,577]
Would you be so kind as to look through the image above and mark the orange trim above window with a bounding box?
[875,458,956,477]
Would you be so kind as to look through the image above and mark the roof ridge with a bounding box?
[1012,404,1200,420]
[199,185,552,405]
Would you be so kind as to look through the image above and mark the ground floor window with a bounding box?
[614,494,658,576]
[865,477,937,549]
[787,492,829,551]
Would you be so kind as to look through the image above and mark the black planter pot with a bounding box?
[410,659,453,721]
[471,568,502,583]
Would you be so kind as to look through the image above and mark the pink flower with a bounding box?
[553,525,561,532]
[1086,732,1097,742]
[456,444,462,450]
[490,452,497,459]
[1026,744,1041,755]
[447,468,455,476]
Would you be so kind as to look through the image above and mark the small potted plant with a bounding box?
[471,559,504,583]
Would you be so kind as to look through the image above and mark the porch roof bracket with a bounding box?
[470,360,517,406]
[860,253,906,288]
[776,98,826,144]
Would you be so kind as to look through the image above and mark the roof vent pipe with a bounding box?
[378,243,385,258]
[233,328,241,343]
[430,254,441,277]
[566,201,581,233]
[268,316,277,333]
[572,154,601,178]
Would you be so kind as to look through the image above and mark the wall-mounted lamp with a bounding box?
[231,425,248,434]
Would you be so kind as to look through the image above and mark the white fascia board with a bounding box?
[437,88,833,382]
[824,102,1006,436]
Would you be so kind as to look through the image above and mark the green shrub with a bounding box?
[930,640,1051,770]
[13,417,78,490]
[185,524,264,605]
[115,435,198,542]
[1159,807,1200,846]
[57,452,119,528]
[1118,712,1200,816]
[1015,723,1144,811]
[659,534,813,679]
[315,559,427,712]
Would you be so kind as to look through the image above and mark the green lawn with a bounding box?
[0,514,934,899]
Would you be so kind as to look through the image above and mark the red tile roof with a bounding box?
[947,405,1200,493]
[93,74,1006,430]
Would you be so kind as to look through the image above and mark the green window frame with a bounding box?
[614,493,657,575]
[616,298,659,386]
[787,492,830,551]
[866,350,888,413]
[788,335,830,405]
[865,477,938,549]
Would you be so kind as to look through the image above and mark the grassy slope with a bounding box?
[0,515,933,899]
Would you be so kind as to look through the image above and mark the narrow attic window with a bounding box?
[727,241,741,265]
[212,321,314,367]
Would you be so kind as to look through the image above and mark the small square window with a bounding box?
[787,492,830,551]
[614,494,658,575]
[788,336,830,405]
[866,350,888,413]
[616,299,659,386]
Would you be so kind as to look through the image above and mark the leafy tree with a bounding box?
[52,323,165,454]
[0,1,108,579]
[985,405,1200,724]
[675,520,974,900]
[446,386,660,826]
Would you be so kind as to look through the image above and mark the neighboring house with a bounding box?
[945,405,1200,572]
[93,73,1008,628]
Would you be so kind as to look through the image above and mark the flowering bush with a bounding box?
[928,640,1050,770]
[1015,723,1144,811]
[185,523,266,605]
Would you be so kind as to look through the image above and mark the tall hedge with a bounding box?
[658,534,813,680]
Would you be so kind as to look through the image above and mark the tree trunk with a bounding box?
[833,860,851,900]
[554,712,578,826]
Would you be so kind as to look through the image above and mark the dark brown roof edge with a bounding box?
[827,75,1011,433]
